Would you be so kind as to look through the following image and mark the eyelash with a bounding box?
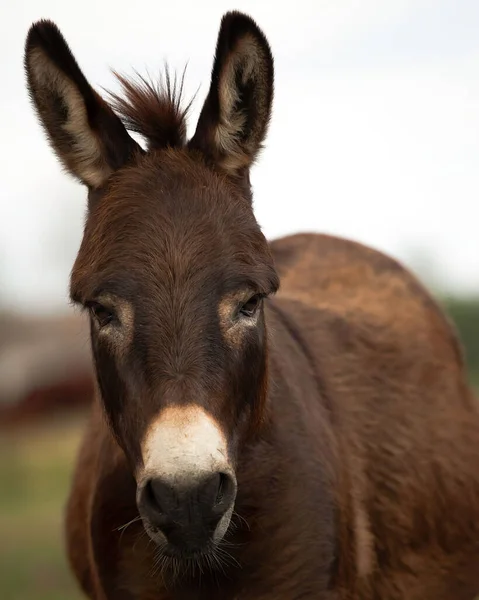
[238,294,264,318]
[86,301,115,328]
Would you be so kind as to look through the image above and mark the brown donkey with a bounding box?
[25,11,479,600]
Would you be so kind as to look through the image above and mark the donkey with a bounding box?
[25,10,479,600]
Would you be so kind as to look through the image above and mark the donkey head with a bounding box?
[25,12,278,560]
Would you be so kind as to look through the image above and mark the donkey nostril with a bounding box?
[215,473,227,505]
[213,472,235,509]
[146,479,164,515]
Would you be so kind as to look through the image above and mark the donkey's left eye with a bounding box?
[87,302,115,328]
[239,294,263,318]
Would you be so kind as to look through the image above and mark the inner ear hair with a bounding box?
[215,34,271,172]
[28,47,111,187]
[25,20,141,188]
[189,11,274,180]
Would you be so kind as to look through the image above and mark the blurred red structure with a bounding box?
[0,311,94,427]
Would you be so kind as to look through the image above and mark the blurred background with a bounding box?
[1,0,478,598]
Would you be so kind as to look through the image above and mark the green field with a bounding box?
[0,413,86,600]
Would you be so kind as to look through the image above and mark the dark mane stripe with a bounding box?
[106,67,193,150]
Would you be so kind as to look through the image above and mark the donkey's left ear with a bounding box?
[25,20,142,189]
[189,11,274,181]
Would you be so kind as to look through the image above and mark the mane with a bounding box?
[106,66,193,150]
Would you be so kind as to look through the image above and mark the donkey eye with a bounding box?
[239,294,263,318]
[87,301,115,328]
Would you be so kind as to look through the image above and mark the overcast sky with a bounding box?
[2,0,478,314]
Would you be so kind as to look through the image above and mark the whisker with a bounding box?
[116,515,142,533]
[116,515,143,544]
[132,527,149,552]
[233,510,251,531]
[216,544,242,570]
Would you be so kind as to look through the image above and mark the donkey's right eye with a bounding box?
[87,302,115,328]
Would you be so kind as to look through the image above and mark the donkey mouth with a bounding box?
[136,471,237,557]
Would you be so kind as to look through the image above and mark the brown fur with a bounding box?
[25,11,479,600]
[107,69,192,150]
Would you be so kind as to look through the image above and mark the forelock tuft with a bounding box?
[106,66,193,150]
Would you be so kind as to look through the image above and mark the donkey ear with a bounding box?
[25,20,142,189]
[189,12,274,180]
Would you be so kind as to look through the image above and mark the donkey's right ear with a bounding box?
[25,20,142,189]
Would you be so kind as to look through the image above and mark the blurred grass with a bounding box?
[442,296,479,388]
[0,413,87,600]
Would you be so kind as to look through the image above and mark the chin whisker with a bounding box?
[147,535,242,584]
